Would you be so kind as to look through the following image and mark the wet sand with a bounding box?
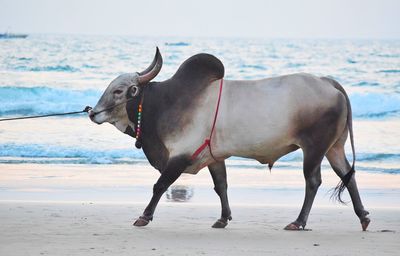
[0,202,399,256]
[0,164,399,255]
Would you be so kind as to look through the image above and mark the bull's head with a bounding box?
[89,48,163,133]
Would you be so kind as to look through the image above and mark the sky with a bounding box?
[0,0,399,39]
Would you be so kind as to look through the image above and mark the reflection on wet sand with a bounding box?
[166,185,194,202]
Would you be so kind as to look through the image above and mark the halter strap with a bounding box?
[191,79,224,161]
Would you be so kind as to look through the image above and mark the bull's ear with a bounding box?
[127,85,140,98]
[138,47,163,84]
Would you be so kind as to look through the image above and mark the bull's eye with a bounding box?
[113,89,123,95]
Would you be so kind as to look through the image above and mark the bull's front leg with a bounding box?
[208,161,232,228]
[133,156,190,226]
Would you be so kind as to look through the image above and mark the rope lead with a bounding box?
[0,106,92,122]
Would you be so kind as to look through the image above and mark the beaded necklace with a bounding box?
[135,94,144,149]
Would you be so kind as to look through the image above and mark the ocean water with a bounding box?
[0,34,399,174]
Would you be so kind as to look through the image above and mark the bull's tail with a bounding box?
[322,77,356,204]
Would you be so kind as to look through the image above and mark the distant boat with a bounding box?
[0,33,28,39]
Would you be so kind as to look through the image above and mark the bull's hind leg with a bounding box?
[326,138,370,231]
[208,161,232,228]
[284,149,324,230]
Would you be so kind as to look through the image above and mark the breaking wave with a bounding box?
[1,86,399,119]
[240,64,267,70]
[0,86,101,117]
[14,65,80,72]
[0,143,146,164]
[1,143,399,174]
[378,69,400,74]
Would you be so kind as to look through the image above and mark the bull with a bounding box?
[89,48,370,231]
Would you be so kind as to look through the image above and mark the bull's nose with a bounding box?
[88,110,96,120]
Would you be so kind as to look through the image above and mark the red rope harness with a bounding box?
[191,79,224,161]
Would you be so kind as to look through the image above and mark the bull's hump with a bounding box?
[172,53,224,84]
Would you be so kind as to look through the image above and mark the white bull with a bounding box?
[89,48,370,231]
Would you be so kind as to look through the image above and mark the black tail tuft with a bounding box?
[330,167,355,204]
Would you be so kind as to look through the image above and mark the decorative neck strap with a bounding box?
[135,94,144,149]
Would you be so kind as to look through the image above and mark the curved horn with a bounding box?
[138,47,163,84]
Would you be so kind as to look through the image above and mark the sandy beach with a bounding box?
[1,164,399,255]
[0,201,399,256]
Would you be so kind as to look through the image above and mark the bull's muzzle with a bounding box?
[88,109,95,119]
[88,109,101,124]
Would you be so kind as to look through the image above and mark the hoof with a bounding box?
[284,223,301,231]
[361,217,370,231]
[212,216,232,229]
[284,222,310,231]
[133,216,151,227]
[212,219,228,228]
